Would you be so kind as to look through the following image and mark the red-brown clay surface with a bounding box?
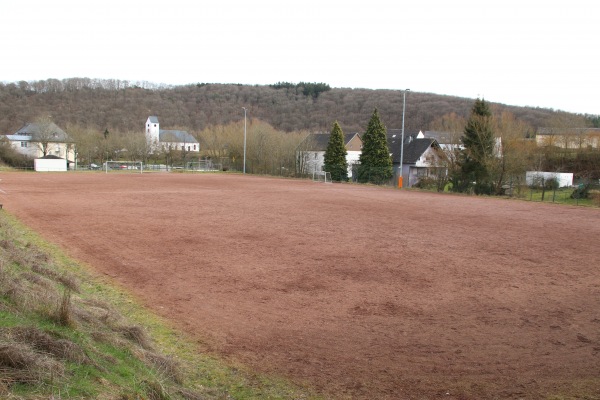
[2,172,600,399]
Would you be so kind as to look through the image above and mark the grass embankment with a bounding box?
[0,211,318,399]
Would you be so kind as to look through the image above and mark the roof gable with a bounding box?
[14,122,70,142]
[148,116,159,124]
[422,130,461,144]
[403,138,439,164]
[300,132,361,151]
[387,133,438,164]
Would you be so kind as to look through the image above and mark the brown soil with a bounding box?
[2,172,600,399]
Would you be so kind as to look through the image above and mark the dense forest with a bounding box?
[1,78,596,136]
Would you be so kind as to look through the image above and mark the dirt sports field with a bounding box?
[1,172,599,399]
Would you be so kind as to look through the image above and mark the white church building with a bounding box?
[145,116,200,152]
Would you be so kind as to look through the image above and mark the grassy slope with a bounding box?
[0,211,319,400]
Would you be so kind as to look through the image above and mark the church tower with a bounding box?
[145,116,160,147]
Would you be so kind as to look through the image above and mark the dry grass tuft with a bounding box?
[3,279,26,307]
[80,298,120,326]
[10,326,89,364]
[31,263,80,292]
[0,342,37,370]
[143,379,170,400]
[21,271,54,290]
[0,239,16,252]
[24,243,51,264]
[54,289,75,328]
[0,341,64,383]
[117,325,153,350]
[142,351,183,384]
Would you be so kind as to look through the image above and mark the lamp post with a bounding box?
[242,107,247,174]
[399,88,410,188]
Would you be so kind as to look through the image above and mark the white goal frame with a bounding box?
[312,171,332,183]
[104,161,143,174]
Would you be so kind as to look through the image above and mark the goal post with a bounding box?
[104,161,143,174]
[185,160,222,172]
[312,171,332,183]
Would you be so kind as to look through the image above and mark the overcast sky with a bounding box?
[1,0,598,115]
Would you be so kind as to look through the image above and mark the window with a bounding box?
[154,124,157,127]
[20,141,28,148]
[147,124,149,127]
[193,144,197,150]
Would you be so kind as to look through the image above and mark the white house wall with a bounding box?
[10,140,74,160]
[346,151,361,178]
[303,150,361,178]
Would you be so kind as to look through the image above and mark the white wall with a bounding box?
[11,140,74,160]
[34,158,67,172]
[526,171,573,187]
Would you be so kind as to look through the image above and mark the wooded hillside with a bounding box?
[1,78,593,136]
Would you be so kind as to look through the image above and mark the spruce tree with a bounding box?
[458,98,495,194]
[324,121,348,182]
[358,109,393,184]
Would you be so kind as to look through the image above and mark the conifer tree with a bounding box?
[358,109,393,184]
[457,98,495,194]
[324,121,348,181]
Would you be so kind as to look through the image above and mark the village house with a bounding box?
[536,127,600,149]
[297,132,362,178]
[387,130,445,187]
[145,116,200,153]
[2,121,75,163]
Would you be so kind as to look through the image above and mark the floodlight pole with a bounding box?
[242,107,247,174]
[399,89,410,188]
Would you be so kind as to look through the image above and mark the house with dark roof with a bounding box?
[145,116,199,153]
[2,121,75,162]
[387,129,445,187]
[297,132,362,178]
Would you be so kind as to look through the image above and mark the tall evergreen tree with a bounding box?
[457,98,495,194]
[358,109,393,184]
[324,121,348,182]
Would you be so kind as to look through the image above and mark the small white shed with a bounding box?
[526,171,573,187]
[34,156,67,172]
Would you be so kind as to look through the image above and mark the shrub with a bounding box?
[0,139,34,168]
[571,183,591,199]
[413,177,438,190]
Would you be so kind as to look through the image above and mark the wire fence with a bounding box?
[512,186,600,207]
